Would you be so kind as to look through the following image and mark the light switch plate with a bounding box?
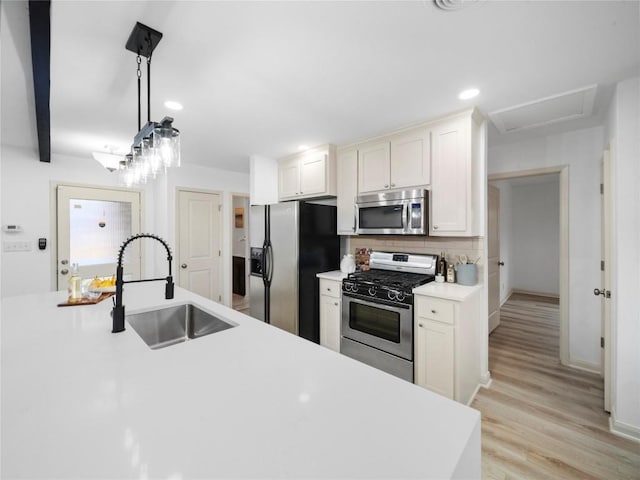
[3,241,32,252]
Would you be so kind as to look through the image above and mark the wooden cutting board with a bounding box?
[57,292,114,307]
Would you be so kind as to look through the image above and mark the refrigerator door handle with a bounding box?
[265,242,274,286]
[261,240,269,287]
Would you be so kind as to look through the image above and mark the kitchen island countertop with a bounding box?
[1,283,480,479]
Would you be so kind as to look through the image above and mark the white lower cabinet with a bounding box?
[414,290,480,404]
[319,278,341,352]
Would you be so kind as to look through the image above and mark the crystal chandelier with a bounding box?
[121,22,180,187]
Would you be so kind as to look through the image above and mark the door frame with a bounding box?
[229,193,250,303]
[487,165,570,366]
[49,181,145,291]
[601,143,614,412]
[175,187,224,302]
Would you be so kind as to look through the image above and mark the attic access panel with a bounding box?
[489,85,597,134]
[125,22,163,58]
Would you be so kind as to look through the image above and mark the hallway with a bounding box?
[472,293,640,479]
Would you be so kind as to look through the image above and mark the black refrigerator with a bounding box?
[249,201,339,343]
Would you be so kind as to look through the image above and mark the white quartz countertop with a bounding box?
[413,282,482,301]
[1,284,480,479]
[316,270,348,281]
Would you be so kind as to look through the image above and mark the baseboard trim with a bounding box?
[511,288,560,299]
[466,383,482,406]
[610,414,640,443]
[480,371,492,386]
[568,358,601,375]
[499,289,513,307]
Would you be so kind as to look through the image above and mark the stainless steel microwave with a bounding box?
[355,189,428,235]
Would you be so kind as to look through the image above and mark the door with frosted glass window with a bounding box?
[56,185,141,290]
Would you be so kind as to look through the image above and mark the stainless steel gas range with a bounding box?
[341,252,437,382]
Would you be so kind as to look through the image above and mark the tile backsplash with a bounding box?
[349,235,484,282]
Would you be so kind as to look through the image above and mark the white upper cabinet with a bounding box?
[430,110,484,237]
[390,128,430,188]
[278,145,336,201]
[357,142,390,193]
[357,127,430,194]
[337,148,358,235]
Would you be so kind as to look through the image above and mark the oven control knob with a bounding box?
[397,292,406,302]
[387,290,397,301]
[368,287,376,296]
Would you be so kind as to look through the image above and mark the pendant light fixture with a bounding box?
[121,22,180,187]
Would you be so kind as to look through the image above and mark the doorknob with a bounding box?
[181,264,187,269]
[60,269,69,275]
[498,261,505,266]
[594,288,611,298]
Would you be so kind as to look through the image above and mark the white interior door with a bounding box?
[488,185,501,333]
[177,190,222,301]
[600,147,613,412]
[56,185,141,290]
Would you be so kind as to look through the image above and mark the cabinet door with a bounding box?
[414,318,454,399]
[430,117,469,234]
[299,152,326,197]
[320,294,341,352]
[337,149,358,234]
[358,142,390,193]
[390,128,430,189]
[279,158,300,200]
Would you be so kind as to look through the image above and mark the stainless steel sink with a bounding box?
[126,303,236,349]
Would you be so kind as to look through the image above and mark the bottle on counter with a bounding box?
[68,263,82,302]
[438,252,447,276]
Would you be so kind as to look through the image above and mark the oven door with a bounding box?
[341,294,413,360]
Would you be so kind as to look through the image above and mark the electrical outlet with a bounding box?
[3,241,32,252]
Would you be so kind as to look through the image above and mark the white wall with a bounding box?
[0,144,250,306]
[511,180,560,296]
[488,126,603,370]
[0,145,155,297]
[150,162,250,307]
[606,76,640,438]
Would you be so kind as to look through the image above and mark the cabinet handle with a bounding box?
[334,302,339,306]
[384,184,389,188]
[327,288,331,291]
[418,323,424,328]
[431,309,437,314]
[433,225,439,230]
[391,183,395,187]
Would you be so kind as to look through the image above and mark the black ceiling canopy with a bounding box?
[125,22,163,58]
[28,0,51,163]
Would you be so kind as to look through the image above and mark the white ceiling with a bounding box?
[2,0,639,174]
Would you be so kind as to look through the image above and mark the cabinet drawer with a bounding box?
[320,279,341,298]
[416,296,455,325]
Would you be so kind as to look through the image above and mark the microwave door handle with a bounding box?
[404,203,410,232]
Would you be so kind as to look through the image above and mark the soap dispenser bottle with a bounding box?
[68,263,82,302]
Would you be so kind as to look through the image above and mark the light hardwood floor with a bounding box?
[232,293,250,314]
[471,293,640,479]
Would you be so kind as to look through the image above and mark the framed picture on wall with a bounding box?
[235,208,244,228]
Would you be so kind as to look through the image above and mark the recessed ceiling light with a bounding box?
[164,100,183,111]
[298,145,310,151]
[458,88,480,100]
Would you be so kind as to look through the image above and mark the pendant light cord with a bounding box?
[136,54,142,131]
[147,35,152,124]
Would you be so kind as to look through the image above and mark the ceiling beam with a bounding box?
[28,0,51,163]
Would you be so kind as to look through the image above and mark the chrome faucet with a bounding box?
[112,233,174,333]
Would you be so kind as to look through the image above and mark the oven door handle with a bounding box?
[342,292,411,310]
